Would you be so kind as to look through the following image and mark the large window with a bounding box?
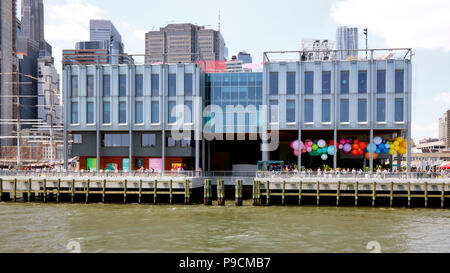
[322,71,331,94]
[168,101,176,123]
[167,136,176,147]
[71,76,78,97]
[103,75,110,97]
[358,71,367,93]
[269,72,278,95]
[119,75,126,97]
[185,101,192,123]
[151,74,159,96]
[305,72,314,94]
[103,133,129,147]
[135,75,143,97]
[322,99,331,122]
[151,101,159,124]
[304,100,313,122]
[395,70,404,93]
[340,71,349,94]
[71,102,78,124]
[103,102,110,124]
[142,134,156,147]
[395,99,404,122]
[269,100,278,123]
[86,102,94,124]
[119,102,127,124]
[87,75,94,97]
[287,72,296,95]
[168,74,176,96]
[358,99,367,122]
[377,99,385,122]
[135,102,143,124]
[377,70,386,93]
[184,74,192,96]
[340,99,349,122]
[286,100,295,123]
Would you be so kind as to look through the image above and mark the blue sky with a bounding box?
[27,0,450,142]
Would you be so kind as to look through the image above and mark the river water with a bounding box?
[0,202,449,253]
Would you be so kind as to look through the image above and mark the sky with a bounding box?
[20,0,450,142]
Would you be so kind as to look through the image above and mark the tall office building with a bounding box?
[336,26,359,60]
[237,51,252,64]
[63,19,132,66]
[439,110,450,149]
[21,0,44,43]
[145,23,225,64]
[1,0,17,150]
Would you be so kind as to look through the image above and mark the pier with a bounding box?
[0,170,449,208]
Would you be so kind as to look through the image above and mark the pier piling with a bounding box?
[43,179,47,203]
[28,178,32,202]
[282,181,286,206]
[138,180,142,204]
[102,179,106,203]
[86,179,90,204]
[266,181,271,206]
[408,182,411,208]
[336,181,340,206]
[390,182,394,208]
[424,182,428,208]
[71,179,75,203]
[154,180,158,205]
[298,181,302,206]
[442,182,445,209]
[203,179,212,205]
[354,181,358,207]
[123,179,127,204]
[57,179,61,203]
[372,181,376,207]
[169,180,173,205]
[0,178,3,201]
[217,180,225,206]
[184,180,190,205]
[235,180,243,206]
[316,181,320,206]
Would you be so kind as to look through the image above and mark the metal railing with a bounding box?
[255,171,450,180]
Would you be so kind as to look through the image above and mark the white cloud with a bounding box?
[433,92,450,105]
[331,0,450,51]
[46,0,105,25]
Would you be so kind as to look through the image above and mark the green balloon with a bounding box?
[312,144,318,150]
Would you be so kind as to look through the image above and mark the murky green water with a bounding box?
[0,201,449,253]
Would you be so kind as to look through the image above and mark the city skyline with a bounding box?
[17,0,450,143]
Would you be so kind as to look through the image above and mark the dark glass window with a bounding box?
[185,102,192,123]
[119,102,127,123]
[71,76,78,97]
[340,71,349,94]
[168,101,176,123]
[377,70,386,93]
[395,99,404,122]
[151,74,159,96]
[322,99,331,122]
[269,72,278,95]
[322,71,331,94]
[181,137,191,147]
[305,72,314,94]
[142,134,156,147]
[304,100,313,122]
[71,102,78,124]
[287,72,296,95]
[167,136,176,147]
[103,102,110,124]
[184,74,192,96]
[358,99,367,122]
[395,70,404,93]
[103,134,129,147]
[119,75,126,97]
[151,101,159,124]
[286,100,295,123]
[377,99,385,122]
[87,102,94,124]
[168,74,176,96]
[358,71,367,93]
[103,75,110,97]
[340,99,349,122]
[135,102,143,124]
[135,75,143,96]
[87,75,94,97]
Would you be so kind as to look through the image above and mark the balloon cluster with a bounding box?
[290,136,411,160]
[290,139,335,161]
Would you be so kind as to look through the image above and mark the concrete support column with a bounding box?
[369,50,375,174]
[333,60,338,171]
[297,61,303,170]
[96,66,101,171]
[128,66,133,170]
[161,64,166,171]
[406,57,412,173]
[63,67,70,171]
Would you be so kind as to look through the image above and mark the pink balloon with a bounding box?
[294,150,299,156]
[292,140,299,150]
[346,139,351,144]
[339,144,343,149]
[340,139,345,145]
[306,147,312,152]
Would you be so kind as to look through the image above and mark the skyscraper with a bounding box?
[439,110,450,150]
[145,23,225,64]
[237,51,252,64]
[21,0,44,42]
[336,26,359,60]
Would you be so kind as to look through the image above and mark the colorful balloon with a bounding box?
[343,143,352,153]
[373,136,382,145]
[365,152,379,160]
[317,139,326,148]
[294,150,299,156]
[321,154,328,160]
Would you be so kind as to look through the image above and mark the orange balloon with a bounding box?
[352,143,360,150]
[359,141,367,150]
[352,149,359,156]
[365,152,378,160]
[354,139,359,144]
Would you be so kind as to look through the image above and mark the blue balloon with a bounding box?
[376,149,381,154]
[382,140,386,144]
[385,143,390,149]
[368,144,377,153]
[327,146,335,155]
[378,143,385,150]
[382,148,389,153]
